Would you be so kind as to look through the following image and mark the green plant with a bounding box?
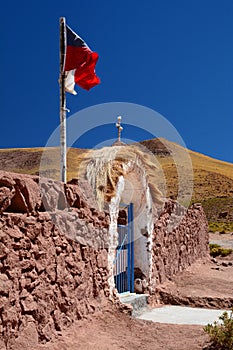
[209,244,233,258]
[204,309,233,350]
[209,221,233,233]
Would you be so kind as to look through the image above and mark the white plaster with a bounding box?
[120,159,153,281]
[84,147,158,296]
[133,185,153,279]
[146,185,154,289]
[108,176,125,296]
[107,156,155,295]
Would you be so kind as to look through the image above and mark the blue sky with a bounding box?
[1,0,233,163]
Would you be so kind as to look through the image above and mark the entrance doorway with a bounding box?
[113,203,134,293]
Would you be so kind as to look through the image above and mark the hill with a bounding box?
[139,138,233,232]
[0,138,232,231]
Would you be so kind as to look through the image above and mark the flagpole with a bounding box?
[59,17,67,183]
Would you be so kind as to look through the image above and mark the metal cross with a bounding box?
[116,116,123,142]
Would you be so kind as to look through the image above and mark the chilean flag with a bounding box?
[64,25,100,94]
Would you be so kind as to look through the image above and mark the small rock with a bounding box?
[21,295,38,312]
[0,274,12,295]
[5,226,23,239]
[24,216,37,224]
[119,302,133,316]
[0,244,9,259]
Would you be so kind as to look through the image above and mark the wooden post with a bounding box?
[59,17,67,183]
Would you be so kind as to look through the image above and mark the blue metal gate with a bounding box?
[114,203,134,293]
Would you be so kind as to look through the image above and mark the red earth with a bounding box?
[30,254,233,350]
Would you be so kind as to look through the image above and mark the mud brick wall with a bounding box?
[0,171,111,350]
[150,200,209,292]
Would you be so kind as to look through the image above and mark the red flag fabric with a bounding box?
[64,25,100,94]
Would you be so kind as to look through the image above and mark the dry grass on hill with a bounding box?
[0,138,232,212]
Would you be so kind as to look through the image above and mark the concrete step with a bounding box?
[119,292,149,317]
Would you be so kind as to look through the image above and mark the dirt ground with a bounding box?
[33,308,208,350]
[29,234,233,350]
[156,257,233,308]
[155,232,233,310]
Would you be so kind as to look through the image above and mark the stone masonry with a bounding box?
[0,171,111,349]
[149,200,209,302]
[0,170,209,349]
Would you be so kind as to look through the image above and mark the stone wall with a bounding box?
[0,171,111,350]
[150,200,209,298]
[0,170,210,348]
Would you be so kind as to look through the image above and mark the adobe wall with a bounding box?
[0,171,111,350]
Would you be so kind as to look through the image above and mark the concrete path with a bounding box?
[210,238,233,249]
[209,232,233,249]
[138,305,231,325]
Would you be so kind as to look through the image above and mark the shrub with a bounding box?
[209,244,233,258]
[221,248,233,257]
[204,309,233,350]
[208,221,233,233]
